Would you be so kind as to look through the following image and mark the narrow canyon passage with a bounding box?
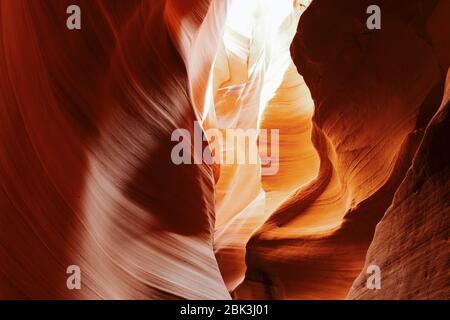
[233,0,448,299]
[207,0,320,294]
[0,0,448,300]
[208,0,449,300]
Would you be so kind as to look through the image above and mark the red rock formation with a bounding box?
[0,0,448,300]
[236,0,449,299]
[0,0,229,299]
[347,70,450,300]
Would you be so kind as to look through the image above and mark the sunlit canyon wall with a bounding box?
[0,0,448,299]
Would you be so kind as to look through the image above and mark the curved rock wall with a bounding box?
[0,0,448,300]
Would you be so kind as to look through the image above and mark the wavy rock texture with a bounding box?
[236,0,449,299]
[210,0,316,293]
[0,0,449,300]
[347,69,450,300]
[0,0,229,299]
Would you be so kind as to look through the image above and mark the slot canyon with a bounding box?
[0,0,448,300]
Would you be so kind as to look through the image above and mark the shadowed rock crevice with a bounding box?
[235,0,449,299]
